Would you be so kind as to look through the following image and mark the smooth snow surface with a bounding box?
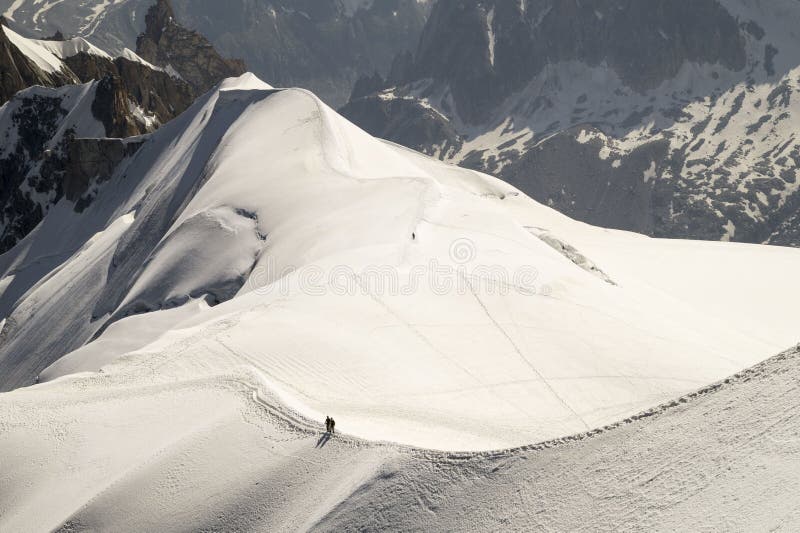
[2,344,799,531]
[31,34,112,61]
[1,73,800,529]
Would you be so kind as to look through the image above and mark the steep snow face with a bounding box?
[2,22,157,75]
[30,34,113,61]
[2,25,65,72]
[2,75,799,453]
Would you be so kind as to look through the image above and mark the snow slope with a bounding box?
[1,334,798,530]
[0,70,800,531]
[2,23,155,73]
[2,74,800,452]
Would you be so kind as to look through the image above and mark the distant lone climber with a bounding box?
[412,232,416,240]
[325,416,331,433]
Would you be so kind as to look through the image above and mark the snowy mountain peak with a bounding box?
[2,75,799,455]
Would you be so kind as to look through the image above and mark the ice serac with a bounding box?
[135,0,246,95]
[1,74,799,455]
[341,0,800,246]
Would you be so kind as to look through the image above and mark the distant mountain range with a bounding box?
[0,0,431,105]
[342,0,800,246]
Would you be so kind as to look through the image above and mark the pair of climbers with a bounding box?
[325,415,336,434]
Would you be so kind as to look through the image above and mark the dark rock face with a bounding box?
[0,23,77,104]
[0,93,72,252]
[64,53,194,126]
[135,0,246,95]
[341,93,462,157]
[163,0,430,106]
[2,14,193,125]
[91,75,141,138]
[413,0,746,124]
[66,138,144,209]
[503,127,669,237]
[350,72,386,101]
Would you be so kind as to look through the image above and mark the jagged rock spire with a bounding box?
[141,0,176,43]
[136,0,246,94]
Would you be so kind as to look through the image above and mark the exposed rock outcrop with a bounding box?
[91,75,141,138]
[0,90,77,252]
[66,138,145,210]
[64,52,193,126]
[135,0,246,95]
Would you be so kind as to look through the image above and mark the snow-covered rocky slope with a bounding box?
[0,22,195,253]
[342,0,800,246]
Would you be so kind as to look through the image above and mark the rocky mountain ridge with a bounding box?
[0,0,432,106]
[0,5,238,253]
[134,0,246,95]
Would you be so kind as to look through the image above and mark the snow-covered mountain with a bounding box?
[0,0,432,106]
[0,22,196,253]
[1,71,799,432]
[0,72,799,529]
[342,0,800,246]
[0,4,258,255]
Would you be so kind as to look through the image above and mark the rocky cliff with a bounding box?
[64,52,194,127]
[135,0,246,95]
[0,23,193,253]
